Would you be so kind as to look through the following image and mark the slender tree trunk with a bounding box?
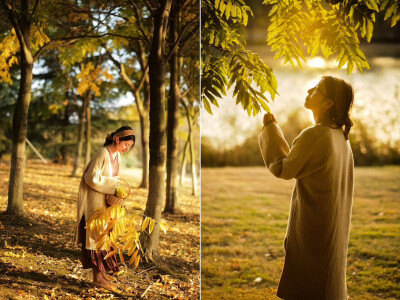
[138,104,150,188]
[138,43,150,189]
[189,120,197,196]
[84,100,91,166]
[183,101,198,196]
[179,136,189,185]
[61,93,70,164]
[140,0,172,262]
[72,95,88,176]
[165,1,181,214]
[6,0,33,215]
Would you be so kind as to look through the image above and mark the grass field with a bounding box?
[0,161,199,299]
[201,166,400,300]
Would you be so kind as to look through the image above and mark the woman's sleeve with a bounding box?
[84,151,118,194]
[258,123,328,180]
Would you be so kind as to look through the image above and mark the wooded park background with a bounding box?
[1,0,200,298]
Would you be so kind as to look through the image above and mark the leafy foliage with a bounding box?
[202,0,400,115]
[0,26,49,84]
[86,202,167,269]
[202,0,278,116]
[76,62,113,96]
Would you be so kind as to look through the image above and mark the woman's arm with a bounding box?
[84,150,118,194]
[259,121,329,180]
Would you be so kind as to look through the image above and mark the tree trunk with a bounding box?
[60,92,70,164]
[179,136,189,185]
[84,101,91,166]
[6,0,33,215]
[183,101,198,196]
[189,120,198,196]
[138,42,150,189]
[140,0,172,262]
[138,103,150,188]
[71,94,88,176]
[165,2,181,214]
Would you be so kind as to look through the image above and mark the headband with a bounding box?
[113,130,135,139]
[106,129,135,141]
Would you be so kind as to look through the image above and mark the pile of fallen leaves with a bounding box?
[0,160,199,299]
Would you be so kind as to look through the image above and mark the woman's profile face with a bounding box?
[115,139,134,153]
[304,80,329,111]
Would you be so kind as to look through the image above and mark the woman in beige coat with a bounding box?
[74,125,135,289]
[259,76,354,299]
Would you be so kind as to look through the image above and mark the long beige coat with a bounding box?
[259,123,354,300]
[74,147,120,250]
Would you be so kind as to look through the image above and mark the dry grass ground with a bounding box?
[0,161,199,299]
[201,166,400,300]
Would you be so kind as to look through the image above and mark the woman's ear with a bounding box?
[115,137,120,144]
[323,98,334,111]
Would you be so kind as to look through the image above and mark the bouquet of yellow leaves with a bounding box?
[85,200,167,269]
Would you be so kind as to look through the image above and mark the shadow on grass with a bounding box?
[0,261,88,295]
[0,212,79,261]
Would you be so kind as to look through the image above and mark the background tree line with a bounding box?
[202,108,400,167]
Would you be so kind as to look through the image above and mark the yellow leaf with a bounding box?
[134,254,140,269]
[129,249,138,265]
[149,219,155,234]
[123,236,135,251]
[104,249,118,260]
[141,217,150,231]
[118,248,124,264]
[128,243,137,256]
[160,222,167,234]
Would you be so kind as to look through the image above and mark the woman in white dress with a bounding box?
[75,125,135,289]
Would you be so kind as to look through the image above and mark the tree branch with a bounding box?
[2,0,33,63]
[130,0,151,45]
[166,14,199,62]
[30,0,39,19]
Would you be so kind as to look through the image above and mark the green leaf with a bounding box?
[347,59,354,75]
[361,19,366,38]
[226,1,232,20]
[337,47,345,60]
[368,0,379,12]
[209,31,215,44]
[243,8,248,26]
[366,19,373,42]
[258,97,271,113]
[384,3,397,20]
[269,5,278,16]
[391,12,400,27]
[380,0,390,10]
[202,97,213,115]
[321,44,331,59]
[338,54,348,69]
[311,41,319,57]
[231,5,237,18]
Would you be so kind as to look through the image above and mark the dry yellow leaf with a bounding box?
[129,249,138,265]
[104,249,118,260]
[142,217,150,231]
[118,248,124,264]
[134,254,140,269]
[149,219,155,234]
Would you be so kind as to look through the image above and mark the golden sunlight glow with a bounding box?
[307,57,327,68]
[307,110,315,124]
